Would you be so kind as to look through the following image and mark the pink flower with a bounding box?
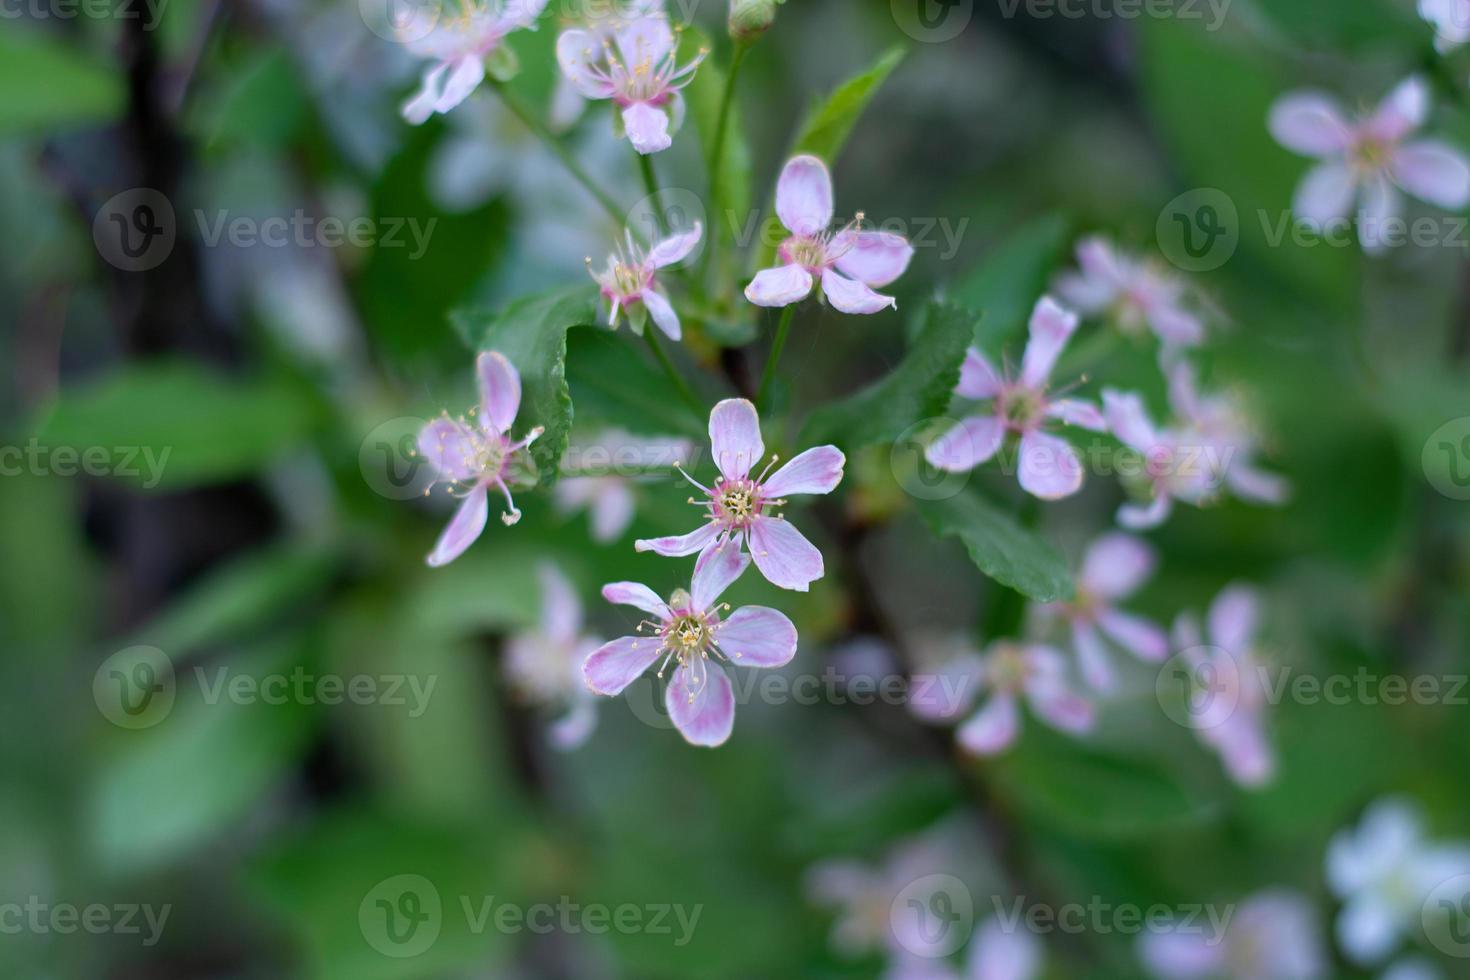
[556,13,707,154]
[587,223,702,340]
[636,398,844,592]
[549,0,667,130]
[1138,889,1324,980]
[504,563,604,749]
[400,0,549,125]
[924,296,1105,500]
[1421,0,1470,52]
[1171,585,1274,788]
[1101,388,1216,530]
[1167,359,1289,508]
[955,642,1094,756]
[583,544,797,746]
[554,429,694,543]
[414,352,542,567]
[1054,237,1205,349]
[745,155,914,314]
[1268,77,1470,253]
[1037,533,1168,693]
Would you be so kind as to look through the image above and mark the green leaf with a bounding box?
[799,299,974,451]
[452,285,601,486]
[565,328,705,439]
[0,29,123,135]
[952,213,1069,349]
[918,490,1073,602]
[687,30,751,229]
[33,361,315,489]
[191,47,307,152]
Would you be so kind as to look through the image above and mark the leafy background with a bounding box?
[2,0,1469,977]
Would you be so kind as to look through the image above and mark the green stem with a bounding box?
[701,39,751,281]
[644,329,704,416]
[637,152,664,237]
[755,304,795,413]
[490,80,626,227]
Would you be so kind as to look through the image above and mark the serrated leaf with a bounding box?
[799,299,973,451]
[918,490,1072,602]
[452,285,601,486]
[0,29,123,135]
[565,329,705,439]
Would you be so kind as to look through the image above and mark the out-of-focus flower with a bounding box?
[907,633,986,725]
[415,352,542,567]
[925,296,1105,500]
[556,12,706,154]
[1138,888,1324,979]
[1327,797,1470,965]
[1167,359,1289,508]
[729,0,783,40]
[554,429,694,543]
[587,223,702,339]
[400,0,549,124]
[745,155,914,314]
[1054,237,1206,349]
[1269,77,1470,254]
[955,642,1094,756]
[1381,958,1443,980]
[883,918,1043,980]
[635,398,844,592]
[584,544,796,746]
[1101,388,1216,530]
[1037,533,1167,693]
[1171,585,1274,787]
[550,0,666,131]
[1420,0,1470,52]
[504,563,603,749]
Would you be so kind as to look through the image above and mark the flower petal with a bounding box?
[1357,173,1402,254]
[666,661,736,746]
[966,917,1042,980]
[477,351,521,433]
[924,414,1004,472]
[1080,532,1156,599]
[1392,139,1470,208]
[614,14,675,68]
[537,562,581,644]
[1337,895,1401,966]
[761,445,845,497]
[1027,680,1095,735]
[1227,463,1290,505]
[435,56,485,115]
[748,516,824,592]
[1019,295,1079,389]
[1293,161,1357,228]
[1072,621,1115,693]
[1149,303,1206,348]
[1017,429,1084,500]
[745,263,814,307]
[1137,928,1224,979]
[833,230,914,287]
[589,480,637,542]
[402,63,449,125]
[584,635,662,695]
[1117,493,1173,530]
[1268,91,1352,156]
[556,29,617,99]
[498,0,550,30]
[1368,75,1429,144]
[1213,716,1275,787]
[426,484,489,567]
[641,288,682,341]
[821,269,895,314]
[648,222,703,268]
[691,539,750,611]
[709,397,764,481]
[548,697,597,749]
[716,606,797,668]
[601,581,672,618]
[776,154,834,237]
[1097,608,1168,662]
[1045,398,1106,431]
[417,417,479,481]
[622,101,672,154]
[1207,584,1258,654]
[957,347,1003,399]
[1101,388,1158,452]
[635,520,722,557]
[957,693,1020,755]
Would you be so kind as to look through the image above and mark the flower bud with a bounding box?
[729,0,781,41]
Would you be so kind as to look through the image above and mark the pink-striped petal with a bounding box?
[426,485,489,567]
[748,516,824,592]
[477,351,521,433]
[761,445,845,497]
[691,539,750,611]
[635,520,722,557]
[716,606,797,668]
[584,634,662,695]
[709,397,764,480]
[601,581,671,618]
[666,661,736,746]
[925,414,1004,472]
[776,155,834,237]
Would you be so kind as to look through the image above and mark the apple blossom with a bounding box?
[586,223,702,340]
[400,0,550,125]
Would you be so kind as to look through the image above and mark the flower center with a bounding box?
[1354,136,1392,174]
[999,386,1044,430]
[784,235,829,272]
[988,644,1030,692]
[715,480,760,526]
[611,260,648,297]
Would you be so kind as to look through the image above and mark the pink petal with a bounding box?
[1097,608,1168,662]
[426,485,489,567]
[1044,398,1106,431]
[1149,303,1206,348]
[589,480,637,542]
[435,56,485,115]
[1214,716,1275,787]
[641,288,682,341]
[709,397,764,481]
[1117,493,1173,530]
[1019,295,1079,389]
[622,102,672,154]
[745,263,814,307]
[1054,237,1122,312]
[556,29,617,99]
[648,223,703,268]
[761,445,845,497]
[821,269,896,314]
[691,539,750,611]
[666,661,735,746]
[549,698,597,749]
[924,414,1004,472]
[1368,76,1429,144]
[600,581,672,618]
[1293,161,1357,228]
[613,14,675,69]
[635,519,722,557]
[832,230,914,287]
[477,351,521,433]
[775,154,834,237]
[1101,389,1158,452]
[1227,463,1290,505]
[537,562,581,644]
[967,918,1042,980]
[1017,429,1084,500]
[908,652,985,723]
[417,418,478,481]
[957,693,1019,755]
[716,606,797,668]
[1080,532,1156,599]
[1268,91,1352,156]
[1137,929,1224,979]
[1391,139,1470,208]
[748,516,824,592]
[1027,680,1095,735]
[1357,173,1402,254]
[957,347,1003,399]
[584,635,663,695]
[402,63,449,125]
[1207,584,1258,653]
[498,0,550,30]
[1072,622,1115,693]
